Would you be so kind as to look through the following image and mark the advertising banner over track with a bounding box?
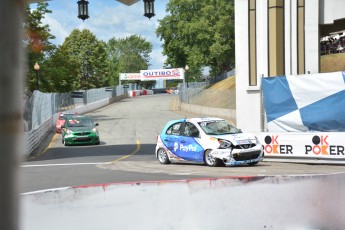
[140,68,184,81]
[119,73,141,80]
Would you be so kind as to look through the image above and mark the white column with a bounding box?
[305,0,320,73]
[235,0,263,132]
[257,0,268,78]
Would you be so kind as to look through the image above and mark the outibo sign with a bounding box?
[140,68,185,81]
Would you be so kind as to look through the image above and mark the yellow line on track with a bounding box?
[107,140,141,164]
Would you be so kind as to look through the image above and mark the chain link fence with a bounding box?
[23,84,134,132]
[178,83,236,110]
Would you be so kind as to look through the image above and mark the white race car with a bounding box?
[156,117,264,167]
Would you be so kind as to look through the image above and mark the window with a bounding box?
[268,0,285,76]
[297,0,305,74]
[166,122,182,135]
[183,122,200,137]
[249,0,257,86]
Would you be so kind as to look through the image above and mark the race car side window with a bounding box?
[183,122,200,138]
[166,122,182,136]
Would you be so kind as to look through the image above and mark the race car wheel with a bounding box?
[157,148,170,164]
[204,149,221,167]
[248,162,259,166]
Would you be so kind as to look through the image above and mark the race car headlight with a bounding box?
[66,129,72,135]
[218,139,232,149]
[255,136,260,145]
[92,128,98,133]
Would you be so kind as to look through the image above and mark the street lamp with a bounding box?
[185,64,189,88]
[143,0,155,19]
[185,64,190,104]
[77,0,89,21]
[34,62,40,91]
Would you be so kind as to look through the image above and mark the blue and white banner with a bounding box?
[262,72,345,132]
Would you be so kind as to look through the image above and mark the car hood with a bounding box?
[212,133,257,145]
[68,126,94,132]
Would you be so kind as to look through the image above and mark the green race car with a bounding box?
[61,115,100,146]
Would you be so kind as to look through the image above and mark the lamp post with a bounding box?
[185,65,189,104]
[34,62,40,91]
[77,0,89,21]
[143,0,155,19]
[185,64,189,88]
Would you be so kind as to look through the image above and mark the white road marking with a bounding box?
[21,162,107,168]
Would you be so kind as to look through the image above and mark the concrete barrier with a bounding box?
[128,90,154,97]
[254,132,345,163]
[21,174,345,230]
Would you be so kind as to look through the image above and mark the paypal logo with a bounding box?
[174,142,179,151]
[173,142,197,152]
[180,144,197,152]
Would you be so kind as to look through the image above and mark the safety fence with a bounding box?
[179,86,236,110]
[207,69,236,84]
[24,84,137,157]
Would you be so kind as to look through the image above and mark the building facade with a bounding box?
[235,0,345,132]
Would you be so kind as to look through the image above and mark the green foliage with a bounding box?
[24,4,156,92]
[41,46,79,92]
[24,2,56,92]
[156,0,234,77]
[107,35,154,88]
[60,29,109,90]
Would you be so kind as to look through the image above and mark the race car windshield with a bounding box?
[67,118,94,127]
[198,120,240,135]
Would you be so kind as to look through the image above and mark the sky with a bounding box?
[34,0,169,70]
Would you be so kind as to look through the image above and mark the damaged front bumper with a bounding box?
[210,144,264,166]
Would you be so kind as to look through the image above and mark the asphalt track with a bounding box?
[21,94,345,193]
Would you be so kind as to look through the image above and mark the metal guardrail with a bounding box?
[25,118,52,156]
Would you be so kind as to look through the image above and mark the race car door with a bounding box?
[162,122,182,157]
[177,122,204,162]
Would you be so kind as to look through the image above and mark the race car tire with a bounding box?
[204,149,221,167]
[248,162,259,166]
[157,148,170,164]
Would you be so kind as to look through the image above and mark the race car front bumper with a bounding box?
[210,144,264,166]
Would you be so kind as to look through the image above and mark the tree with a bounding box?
[24,2,56,92]
[107,35,154,88]
[41,46,79,93]
[60,29,109,90]
[156,0,235,77]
